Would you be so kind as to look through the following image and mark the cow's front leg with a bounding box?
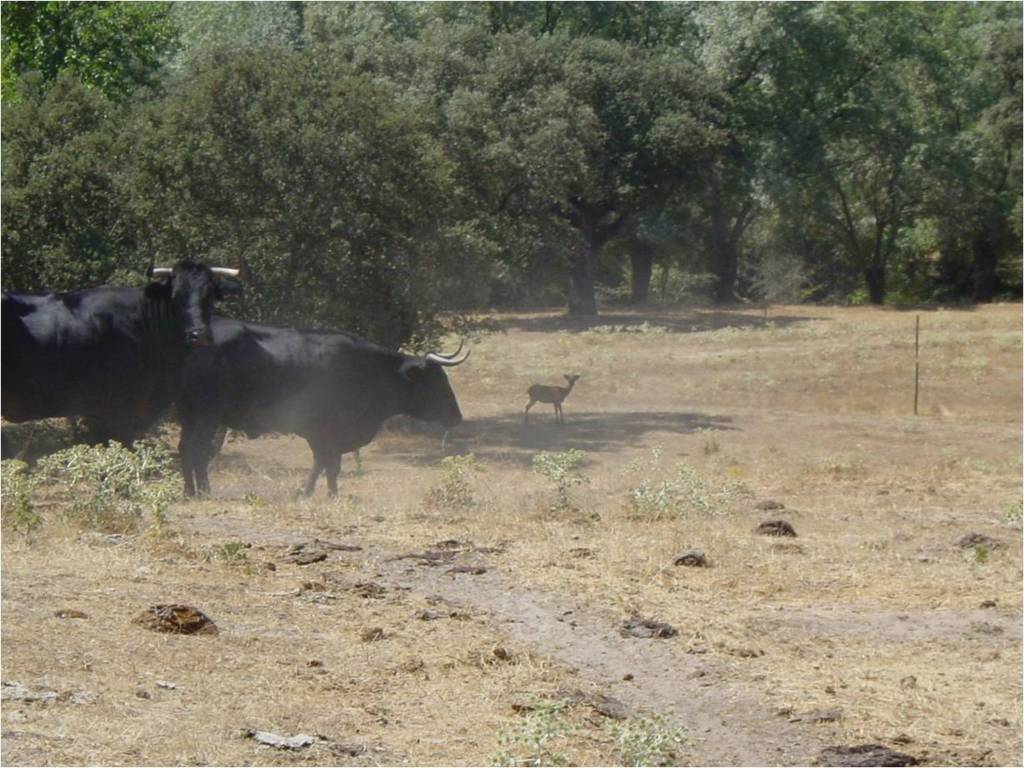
[179,422,197,497]
[303,457,324,497]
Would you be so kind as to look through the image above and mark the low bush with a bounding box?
[532,450,588,512]
[36,440,179,533]
[1,459,42,534]
[427,453,484,510]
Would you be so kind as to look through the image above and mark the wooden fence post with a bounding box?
[914,314,920,416]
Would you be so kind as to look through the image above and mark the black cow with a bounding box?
[177,317,468,497]
[1,262,242,450]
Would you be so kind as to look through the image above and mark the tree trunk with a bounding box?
[708,192,740,304]
[865,265,886,304]
[711,238,739,303]
[971,229,998,303]
[629,244,654,304]
[568,245,597,316]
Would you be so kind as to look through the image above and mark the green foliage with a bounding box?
[624,449,743,519]
[212,540,249,564]
[972,544,990,565]
[1,1,179,102]
[1007,499,1022,527]
[1,1,1020,323]
[609,713,688,767]
[36,440,178,533]
[1,73,136,292]
[1,460,42,534]
[493,698,574,767]
[124,45,478,347]
[532,450,589,512]
[427,453,484,511]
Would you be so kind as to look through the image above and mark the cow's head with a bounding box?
[399,342,470,428]
[145,261,244,347]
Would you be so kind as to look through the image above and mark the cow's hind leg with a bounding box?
[324,451,343,498]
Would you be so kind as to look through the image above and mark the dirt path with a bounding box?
[182,514,1021,765]
[375,555,827,766]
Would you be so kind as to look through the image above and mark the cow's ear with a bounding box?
[144,281,171,300]
[400,359,427,383]
[215,277,243,298]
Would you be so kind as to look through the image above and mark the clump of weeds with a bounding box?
[609,713,688,767]
[532,450,588,512]
[1,459,42,535]
[1006,499,1022,527]
[212,540,250,564]
[624,447,744,520]
[492,698,574,767]
[427,453,484,510]
[36,440,178,534]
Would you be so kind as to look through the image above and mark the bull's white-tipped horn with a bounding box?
[211,267,241,278]
[425,348,470,366]
[432,339,464,360]
[148,267,174,277]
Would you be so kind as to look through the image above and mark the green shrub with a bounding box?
[1,460,42,534]
[609,713,687,767]
[212,540,249,563]
[1007,499,1022,527]
[36,440,179,533]
[625,449,743,519]
[532,450,588,512]
[427,453,484,510]
[493,698,574,767]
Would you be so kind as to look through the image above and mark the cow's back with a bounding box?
[181,318,392,442]
[1,287,182,428]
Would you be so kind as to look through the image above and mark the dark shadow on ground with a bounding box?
[465,308,818,335]
[383,409,739,468]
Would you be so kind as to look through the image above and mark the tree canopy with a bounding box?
[2,1,1020,344]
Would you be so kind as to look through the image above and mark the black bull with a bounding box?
[1,262,242,450]
[177,317,468,497]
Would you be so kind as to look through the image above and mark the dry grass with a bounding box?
[3,303,1022,766]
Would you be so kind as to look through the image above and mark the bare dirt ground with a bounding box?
[3,303,1022,766]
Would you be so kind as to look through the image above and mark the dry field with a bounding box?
[2,303,1022,766]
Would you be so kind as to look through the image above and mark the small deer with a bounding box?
[525,374,580,426]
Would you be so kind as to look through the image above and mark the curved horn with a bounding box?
[148,267,174,278]
[425,348,470,366]
[211,267,241,278]
[432,339,464,360]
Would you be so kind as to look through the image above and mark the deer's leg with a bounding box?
[525,399,535,424]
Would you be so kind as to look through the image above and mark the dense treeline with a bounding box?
[2,2,1020,346]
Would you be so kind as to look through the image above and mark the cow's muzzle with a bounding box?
[186,328,212,347]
